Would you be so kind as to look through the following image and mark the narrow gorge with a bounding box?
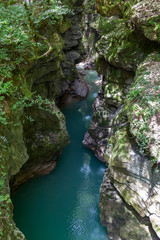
[0,0,160,240]
[12,67,108,240]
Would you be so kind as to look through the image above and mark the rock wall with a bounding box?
[84,0,160,239]
[0,1,86,239]
[11,2,87,190]
[82,0,99,61]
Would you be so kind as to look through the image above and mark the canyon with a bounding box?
[0,0,160,239]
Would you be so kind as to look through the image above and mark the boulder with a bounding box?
[131,0,160,43]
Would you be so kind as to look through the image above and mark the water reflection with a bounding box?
[68,151,107,240]
[80,153,91,175]
[84,115,91,120]
[93,92,98,98]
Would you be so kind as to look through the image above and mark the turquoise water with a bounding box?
[12,69,109,240]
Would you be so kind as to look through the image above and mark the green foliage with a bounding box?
[0,0,71,116]
[0,136,10,152]
[97,0,142,17]
[0,1,72,81]
[98,16,123,34]
[0,80,56,126]
[0,3,32,79]
[0,81,16,100]
[33,1,73,23]
[126,54,160,160]
[0,0,71,156]
[0,80,57,154]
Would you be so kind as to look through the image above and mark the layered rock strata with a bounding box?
[0,1,86,239]
[84,1,160,239]
[11,3,87,189]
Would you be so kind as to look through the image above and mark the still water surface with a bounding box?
[12,68,109,240]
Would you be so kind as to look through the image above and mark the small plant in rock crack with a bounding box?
[152,157,158,164]
[0,80,56,126]
[0,136,10,153]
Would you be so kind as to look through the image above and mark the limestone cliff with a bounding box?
[84,0,160,239]
[11,1,86,190]
[0,1,85,239]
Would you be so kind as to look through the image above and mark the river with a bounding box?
[12,66,109,240]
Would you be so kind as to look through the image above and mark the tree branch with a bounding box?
[34,34,52,59]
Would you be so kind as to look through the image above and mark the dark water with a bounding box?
[12,68,109,240]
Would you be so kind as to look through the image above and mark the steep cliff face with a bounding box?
[84,0,160,239]
[0,1,85,239]
[11,2,87,189]
[82,0,99,61]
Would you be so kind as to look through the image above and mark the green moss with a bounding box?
[59,18,72,33]
[95,57,106,74]
[50,32,64,56]
[104,82,124,105]
[108,129,130,168]
[96,0,141,18]
[131,1,160,43]
[96,17,151,71]
[0,152,25,239]
[125,53,160,161]
[95,0,122,17]
[0,2,71,238]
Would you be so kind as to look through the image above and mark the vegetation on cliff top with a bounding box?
[0,1,72,238]
[0,0,71,79]
[0,0,72,130]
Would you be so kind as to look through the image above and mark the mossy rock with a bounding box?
[95,57,107,75]
[23,100,69,163]
[126,52,160,162]
[105,63,134,84]
[96,17,152,71]
[0,143,26,240]
[104,82,124,105]
[106,126,160,237]
[95,0,122,17]
[107,128,154,217]
[99,170,153,240]
[59,18,72,33]
[131,0,160,43]
[102,64,134,105]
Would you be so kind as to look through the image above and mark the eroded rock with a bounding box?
[84,3,160,238]
[99,170,159,240]
[131,0,160,43]
[127,53,160,162]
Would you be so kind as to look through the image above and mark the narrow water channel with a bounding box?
[12,67,109,240]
